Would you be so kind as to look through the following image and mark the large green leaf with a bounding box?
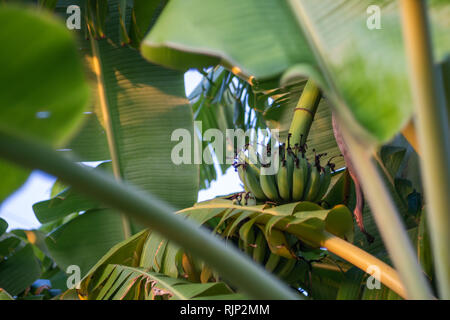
[77,198,352,299]
[289,0,412,143]
[33,187,100,224]
[0,244,41,295]
[143,0,449,144]
[336,266,404,300]
[0,6,89,146]
[307,265,345,300]
[32,163,112,224]
[0,5,89,203]
[45,209,126,276]
[60,0,198,210]
[141,0,316,80]
[76,229,245,300]
[86,264,245,300]
[40,0,199,273]
[336,267,365,300]
[290,0,450,143]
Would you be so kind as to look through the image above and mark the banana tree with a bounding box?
[0,0,448,300]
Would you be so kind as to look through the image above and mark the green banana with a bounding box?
[265,228,296,259]
[314,165,332,202]
[243,163,266,200]
[265,253,281,273]
[292,155,308,201]
[277,145,294,202]
[239,225,256,257]
[246,144,261,169]
[276,258,297,279]
[244,192,257,206]
[200,264,213,283]
[304,164,321,201]
[237,149,260,174]
[236,164,249,192]
[252,229,267,264]
[182,253,200,283]
[286,148,295,192]
[260,165,281,201]
[277,159,290,201]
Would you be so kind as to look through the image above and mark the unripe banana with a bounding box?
[277,145,294,202]
[276,258,297,279]
[236,164,249,192]
[238,237,245,251]
[237,150,260,174]
[314,165,332,202]
[239,223,256,258]
[200,264,213,283]
[252,229,267,264]
[292,156,308,201]
[277,159,290,201]
[286,148,295,193]
[244,192,257,206]
[260,165,281,201]
[266,228,296,259]
[246,144,260,169]
[265,253,281,273]
[304,164,321,201]
[182,253,200,282]
[243,164,266,200]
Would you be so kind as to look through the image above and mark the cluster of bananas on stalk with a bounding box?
[233,135,336,204]
[237,226,301,281]
[181,227,301,283]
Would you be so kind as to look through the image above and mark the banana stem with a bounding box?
[340,124,433,299]
[288,79,322,147]
[399,0,450,299]
[321,232,406,298]
[0,131,299,300]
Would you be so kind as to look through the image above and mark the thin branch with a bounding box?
[399,0,450,299]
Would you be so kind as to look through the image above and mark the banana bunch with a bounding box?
[233,139,335,204]
[237,227,299,281]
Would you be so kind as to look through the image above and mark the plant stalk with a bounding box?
[340,124,433,300]
[399,0,450,299]
[0,131,299,300]
[285,224,407,298]
[288,79,322,147]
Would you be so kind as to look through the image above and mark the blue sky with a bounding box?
[0,70,243,231]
